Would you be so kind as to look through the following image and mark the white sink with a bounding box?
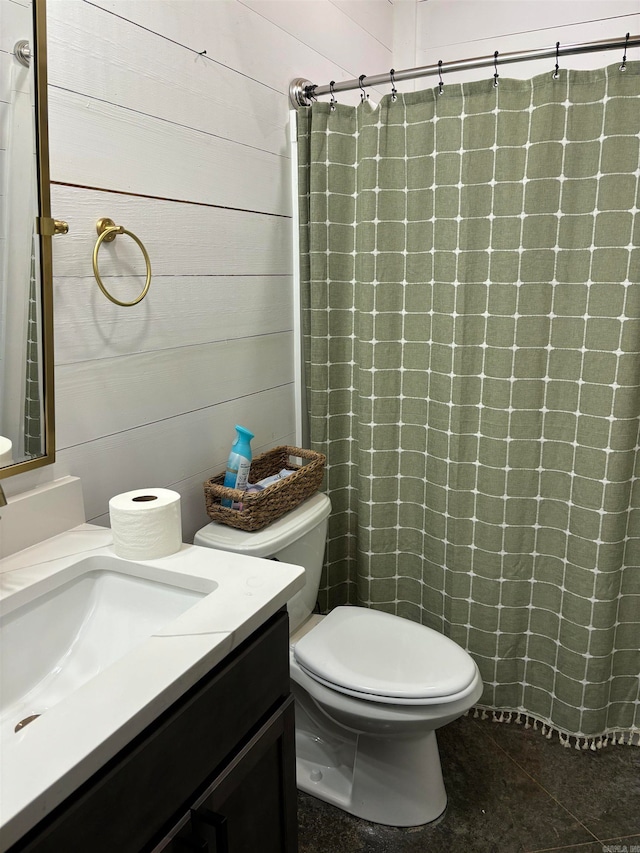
[0,555,213,744]
[0,526,305,852]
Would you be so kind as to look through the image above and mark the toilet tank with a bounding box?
[194,493,331,632]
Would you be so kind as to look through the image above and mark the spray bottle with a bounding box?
[222,425,254,508]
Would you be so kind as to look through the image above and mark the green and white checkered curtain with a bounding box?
[297,62,640,745]
[24,231,42,459]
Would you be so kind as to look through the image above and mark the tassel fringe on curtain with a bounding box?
[297,61,640,748]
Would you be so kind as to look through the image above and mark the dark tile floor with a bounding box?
[297,714,640,853]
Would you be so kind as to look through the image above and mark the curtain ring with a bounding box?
[390,68,397,101]
[552,41,560,79]
[438,60,444,96]
[620,32,630,71]
[493,51,499,87]
[329,80,337,110]
[92,218,152,307]
[359,74,368,102]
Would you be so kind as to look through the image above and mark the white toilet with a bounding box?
[194,493,483,827]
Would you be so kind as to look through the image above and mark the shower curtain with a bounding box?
[297,61,640,747]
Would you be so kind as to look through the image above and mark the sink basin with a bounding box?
[0,555,214,742]
[0,526,305,852]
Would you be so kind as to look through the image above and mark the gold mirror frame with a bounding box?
[0,0,56,481]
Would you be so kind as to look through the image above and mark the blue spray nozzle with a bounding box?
[233,425,255,446]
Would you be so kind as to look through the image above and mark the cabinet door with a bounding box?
[163,824,208,853]
[158,696,297,853]
[10,612,291,853]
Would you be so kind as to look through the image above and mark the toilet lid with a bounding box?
[293,606,478,701]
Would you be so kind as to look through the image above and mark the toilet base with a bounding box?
[295,726,447,827]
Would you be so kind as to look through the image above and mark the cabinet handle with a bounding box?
[193,808,229,853]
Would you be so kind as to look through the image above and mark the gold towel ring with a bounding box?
[92,218,152,307]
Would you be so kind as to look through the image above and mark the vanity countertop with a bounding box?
[0,523,305,851]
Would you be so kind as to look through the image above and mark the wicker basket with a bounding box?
[203,445,326,532]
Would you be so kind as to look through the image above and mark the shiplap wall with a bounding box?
[414,0,639,84]
[6,0,394,540]
[8,0,636,540]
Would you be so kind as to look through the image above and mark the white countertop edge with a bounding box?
[0,524,305,851]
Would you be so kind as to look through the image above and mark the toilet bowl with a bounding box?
[194,492,483,826]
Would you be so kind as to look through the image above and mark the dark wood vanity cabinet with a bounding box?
[9,610,298,853]
[162,696,295,853]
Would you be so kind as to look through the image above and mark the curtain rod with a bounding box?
[289,34,639,107]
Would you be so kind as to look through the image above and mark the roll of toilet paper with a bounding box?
[0,436,13,466]
[109,488,182,560]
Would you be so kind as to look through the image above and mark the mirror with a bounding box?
[0,0,57,478]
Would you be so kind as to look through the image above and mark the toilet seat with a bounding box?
[293,606,478,705]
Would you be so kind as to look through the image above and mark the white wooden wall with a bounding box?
[414,0,639,85]
[10,0,636,541]
[5,0,394,541]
